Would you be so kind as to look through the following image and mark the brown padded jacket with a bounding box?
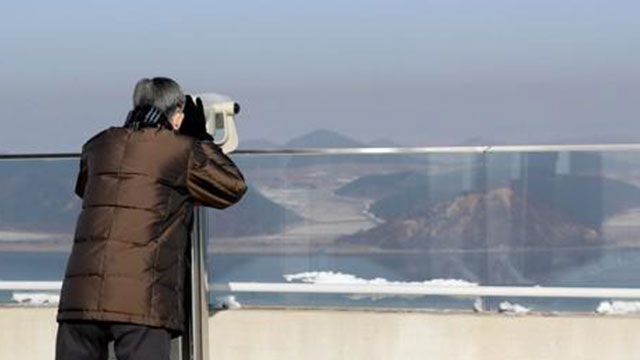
[56,127,247,336]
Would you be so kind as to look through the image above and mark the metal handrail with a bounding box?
[0,153,80,160]
[4,143,640,161]
[211,283,640,299]
[0,281,62,291]
[232,143,640,155]
[4,281,640,300]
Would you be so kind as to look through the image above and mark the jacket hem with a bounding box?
[57,310,183,337]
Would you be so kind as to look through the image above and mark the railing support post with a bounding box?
[182,206,210,360]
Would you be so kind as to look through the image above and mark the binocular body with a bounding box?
[195,93,241,154]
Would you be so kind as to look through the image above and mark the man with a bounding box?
[55,77,247,360]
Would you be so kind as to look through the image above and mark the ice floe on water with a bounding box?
[597,301,640,315]
[498,301,531,315]
[215,295,242,309]
[283,271,478,300]
[12,292,60,305]
[283,271,478,287]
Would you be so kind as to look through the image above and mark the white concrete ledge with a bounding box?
[210,308,640,360]
[2,307,640,360]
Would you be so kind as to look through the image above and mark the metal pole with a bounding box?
[198,207,210,360]
[180,206,210,360]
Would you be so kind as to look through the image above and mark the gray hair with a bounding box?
[132,77,185,117]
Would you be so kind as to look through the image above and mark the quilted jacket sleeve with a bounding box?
[186,140,248,209]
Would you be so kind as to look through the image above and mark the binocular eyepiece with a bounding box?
[209,101,240,116]
[216,102,240,115]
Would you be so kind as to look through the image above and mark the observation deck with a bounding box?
[2,144,640,359]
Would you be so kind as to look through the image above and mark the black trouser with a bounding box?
[55,320,172,360]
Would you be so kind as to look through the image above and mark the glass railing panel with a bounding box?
[3,148,640,314]
[207,149,640,313]
[208,152,486,310]
[0,157,79,304]
[493,151,640,311]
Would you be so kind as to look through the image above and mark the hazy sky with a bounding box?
[1,0,639,152]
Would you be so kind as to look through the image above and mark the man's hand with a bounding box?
[179,95,214,141]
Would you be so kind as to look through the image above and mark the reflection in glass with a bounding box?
[208,150,640,312]
[0,159,79,303]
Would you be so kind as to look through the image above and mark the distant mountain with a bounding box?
[284,129,365,148]
[337,162,640,230]
[335,171,429,199]
[340,187,599,250]
[336,167,487,220]
[276,130,426,168]
[0,161,302,238]
[339,187,603,281]
[239,138,281,149]
[238,130,407,151]
[236,130,385,169]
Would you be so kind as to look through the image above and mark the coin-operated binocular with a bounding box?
[195,93,240,154]
[182,93,240,360]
